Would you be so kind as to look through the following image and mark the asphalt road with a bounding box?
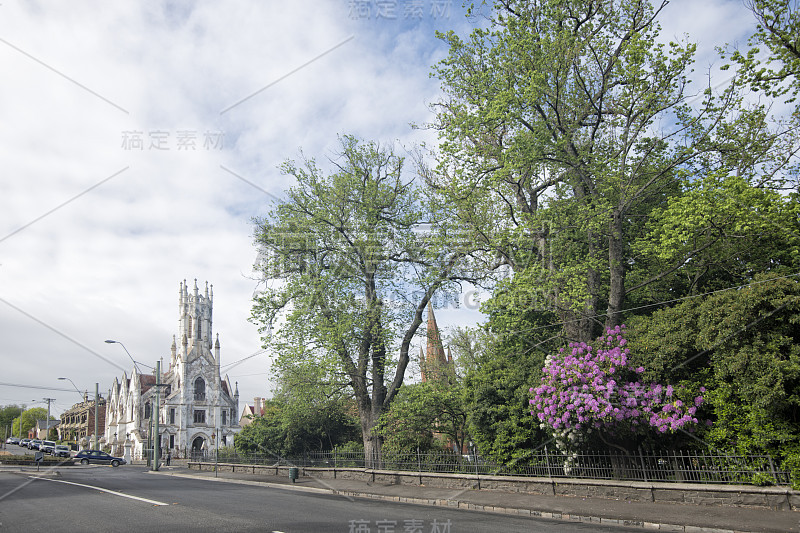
[0,463,633,533]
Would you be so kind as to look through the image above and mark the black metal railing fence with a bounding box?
[200,448,789,486]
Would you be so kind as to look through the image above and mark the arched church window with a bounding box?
[194,377,205,401]
[144,402,151,419]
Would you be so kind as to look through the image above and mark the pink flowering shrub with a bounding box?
[530,325,704,435]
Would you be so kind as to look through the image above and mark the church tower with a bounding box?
[177,279,214,362]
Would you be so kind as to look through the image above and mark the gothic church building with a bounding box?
[105,279,240,458]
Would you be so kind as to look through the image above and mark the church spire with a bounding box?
[424,302,450,383]
[419,345,426,382]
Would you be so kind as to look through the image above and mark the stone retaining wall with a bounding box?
[187,462,798,511]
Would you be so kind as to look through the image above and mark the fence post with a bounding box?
[417,448,422,485]
[638,447,648,483]
[474,449,480,489]
[767,454,777,483]
[544,444,551,477]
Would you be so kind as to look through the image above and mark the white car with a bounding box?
[53,445,71,458]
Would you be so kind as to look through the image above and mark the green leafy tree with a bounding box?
[627,273,800,458]
[430,0,795,343]
[728,0,800,106]
[633,174,800,297]
[251,136,479,464]
[462,280,558,465]
[377,379,468,454]
[12,407,48,437]
[0,405,23,437]
[235,400,286,456]
[234,398,359,457]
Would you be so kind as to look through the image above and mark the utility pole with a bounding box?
[153,360,161,471]
[43,397,55,439]
[94,383,99,450]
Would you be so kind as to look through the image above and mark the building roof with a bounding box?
[139,374,157,393]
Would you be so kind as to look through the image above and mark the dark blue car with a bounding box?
[74,450,126,467]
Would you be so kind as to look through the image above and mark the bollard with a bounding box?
[289,467,299,483]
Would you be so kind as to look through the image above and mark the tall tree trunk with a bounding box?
[548,174,599,343]
[606,208,625,331]
[360,406,382,469]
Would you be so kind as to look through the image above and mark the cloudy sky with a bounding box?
[0,0,758,419]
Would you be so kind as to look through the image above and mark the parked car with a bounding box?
[74,450,126,467]
[53,445,71,458]
[19,438,30,447]
[28,439,42,450]
[9,437,20,445]
[40,440,56,454]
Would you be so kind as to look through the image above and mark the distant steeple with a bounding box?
[419,345,426,381]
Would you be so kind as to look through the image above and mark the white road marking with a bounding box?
[28,477,170,506]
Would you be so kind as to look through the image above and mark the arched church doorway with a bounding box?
[191,436,205,458]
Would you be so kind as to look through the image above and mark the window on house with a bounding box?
[193,410,205,424]
[221,410,226,425]
[169,408,175,424]
[194,377,205,401]
[169,435,174,448]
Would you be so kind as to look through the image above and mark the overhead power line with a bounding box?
[0,382,79,393]
[220,349,268,371]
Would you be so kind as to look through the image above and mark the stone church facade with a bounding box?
[105,279,240,459]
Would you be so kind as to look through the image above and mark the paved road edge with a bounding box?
[148,470,746,533]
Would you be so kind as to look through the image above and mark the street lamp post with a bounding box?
[94,383,99,449]
[105,340,144,374]
[153,360,160,471]
[211,430,218,477]
[58,377,84,400]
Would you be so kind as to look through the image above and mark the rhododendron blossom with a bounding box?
[530,325,704,435]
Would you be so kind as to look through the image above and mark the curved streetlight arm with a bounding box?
[105,340,152,373]
[58,377,85,400]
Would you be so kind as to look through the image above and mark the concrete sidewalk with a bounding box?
[150,466,797,533]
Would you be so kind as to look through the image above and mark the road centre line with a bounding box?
[28,477,170,506]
